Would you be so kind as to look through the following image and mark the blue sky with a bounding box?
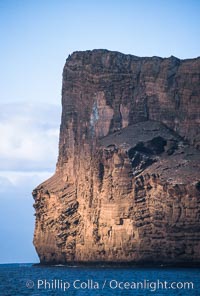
[0,0,199,263]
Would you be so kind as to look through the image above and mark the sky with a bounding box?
[0,0,199,263]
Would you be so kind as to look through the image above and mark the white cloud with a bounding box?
[0,171,54,198]
[0,170,54,186]
[0,102,61,171]
[0,176,15,193]
[0,102,62,262]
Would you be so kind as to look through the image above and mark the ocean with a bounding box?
[0,263,199,296]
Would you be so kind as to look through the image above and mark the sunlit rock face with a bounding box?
[33,50,200,265]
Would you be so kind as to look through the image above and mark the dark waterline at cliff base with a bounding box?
[1,263,200,296]
[34,261,200,269]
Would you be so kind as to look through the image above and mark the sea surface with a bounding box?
[0,263,199,296]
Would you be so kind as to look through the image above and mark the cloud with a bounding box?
[0,102,61,171]
[0,171,54,197]
[0,175,15,193]
[0,102,62,263]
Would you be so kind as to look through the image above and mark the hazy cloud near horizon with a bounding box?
[0,102,61,263]
[0,102,61,172]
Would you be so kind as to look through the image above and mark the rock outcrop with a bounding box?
[33,50,200,265]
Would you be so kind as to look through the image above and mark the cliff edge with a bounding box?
[33,50,200,265]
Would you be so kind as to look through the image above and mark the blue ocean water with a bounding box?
[0,263,199,296]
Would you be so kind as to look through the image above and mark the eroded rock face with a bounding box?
[33,50,200,265]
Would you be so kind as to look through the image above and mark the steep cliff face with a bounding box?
[33,50,200,265]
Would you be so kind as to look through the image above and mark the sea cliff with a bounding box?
[33,50,200,265]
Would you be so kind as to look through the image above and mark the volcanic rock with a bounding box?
[33,50,200,265]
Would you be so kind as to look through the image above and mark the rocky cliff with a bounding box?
[33,50,200,265]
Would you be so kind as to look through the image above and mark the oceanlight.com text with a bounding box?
[26,278,194,292]
[108,279,194,292]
